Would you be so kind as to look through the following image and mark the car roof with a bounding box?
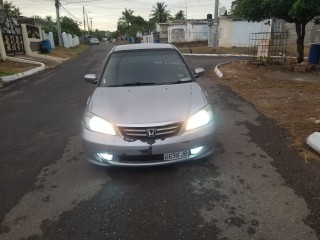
[113,43,176,52]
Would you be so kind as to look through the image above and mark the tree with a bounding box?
[174,10,186,20]
[119,8,134,28]
[150,2,170,23]
[232,0,320,63]
[4,0,21,17]
[60,16,81,36]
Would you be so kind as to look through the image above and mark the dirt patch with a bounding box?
[213,61,320,161]
[0,60,37,77]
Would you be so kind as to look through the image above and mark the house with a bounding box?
[0,16,47,59]
[156,23,168,43]
[167,19,212,43]
[218,16,268,47]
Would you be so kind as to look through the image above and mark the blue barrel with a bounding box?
[308,44,320,64]
[40,40,51,53]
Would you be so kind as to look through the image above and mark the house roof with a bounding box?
[219,15,246,21]
[168,18,212,26]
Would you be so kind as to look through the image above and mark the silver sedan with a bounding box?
[81,43,216,167]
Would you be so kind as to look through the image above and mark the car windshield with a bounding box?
[100,49,193,87]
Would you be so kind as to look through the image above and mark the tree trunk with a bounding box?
[295,22,306,63]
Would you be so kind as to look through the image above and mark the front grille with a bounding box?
[118,154,164,162]
[118,122,183,140]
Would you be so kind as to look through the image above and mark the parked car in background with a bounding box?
[89,37,100,45]
[81,43,216,167]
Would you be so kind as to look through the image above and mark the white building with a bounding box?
[167,19,212,43]
[219,16,268,47]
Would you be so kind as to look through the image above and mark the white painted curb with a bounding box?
[1,57,45,82]
[214,61,233,78]
[306,132,320,154]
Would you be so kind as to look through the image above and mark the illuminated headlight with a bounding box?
[84,112,116,135]
[186,105,213,131]
[190,146,203,155]
[98,153,113,161]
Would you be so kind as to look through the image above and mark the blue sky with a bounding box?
[12,0,233,31]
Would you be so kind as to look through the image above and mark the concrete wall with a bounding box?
[21,24,42,54]
[186,22,209,42]
[219,18,266,47]
[168,25,186,43]
[282,20,320,45]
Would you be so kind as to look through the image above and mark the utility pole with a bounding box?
[86,13,89,34]
[213,0,219,47]
[83,6,86,34]
[90,18,93,32]
[55,0,62,46]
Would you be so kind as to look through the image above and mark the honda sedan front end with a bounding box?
[81,43,216,167]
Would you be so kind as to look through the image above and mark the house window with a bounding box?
[273,19,282,32]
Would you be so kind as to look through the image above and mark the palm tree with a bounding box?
[175,10,186,20]
[119,8,134,28]
[150,2,170,23]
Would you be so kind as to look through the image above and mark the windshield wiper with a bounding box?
[158,80,192,85]
[106,82,156,87]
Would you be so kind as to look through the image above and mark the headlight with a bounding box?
[186,105,213,131]
[84,112,116,135]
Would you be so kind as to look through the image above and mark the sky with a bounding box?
[12,0,233,31]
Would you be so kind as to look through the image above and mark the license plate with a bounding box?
[164,151,189,161]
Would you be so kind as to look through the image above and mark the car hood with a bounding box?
[88,82,208,125]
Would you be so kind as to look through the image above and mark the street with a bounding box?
[0,43,319,240]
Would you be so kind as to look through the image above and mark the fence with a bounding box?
[62,32,80,48]
[248,32,288,63]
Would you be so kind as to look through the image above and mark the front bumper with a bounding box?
[81,122,216,167]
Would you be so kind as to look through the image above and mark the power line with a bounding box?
[60,4,82,21]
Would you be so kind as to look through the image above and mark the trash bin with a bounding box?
[40,40,52,53]
[308,44,320,64]
[154,40,160,43]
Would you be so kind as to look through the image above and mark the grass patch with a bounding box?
[48,44,90,59]
[0,69,15,77]
[0,60,37,77]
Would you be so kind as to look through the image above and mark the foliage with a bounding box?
[117,8,154,37]
[60,16,81,36]
[232,0,320,63]
[4,0,21,17]
[150,2,171,23]
[174,10,186,20]
[118,8,134,28]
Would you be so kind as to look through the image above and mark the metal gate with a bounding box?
[1,16,25,56]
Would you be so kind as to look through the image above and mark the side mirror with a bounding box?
[194,68,205,78]
[84,74,97,84]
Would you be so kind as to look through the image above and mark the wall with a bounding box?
[282,20,320,45]
[219,18,234,47]
[168,24,186,43]
[219,18,266,47]
[186,22,209,42]
[21,24,42,54]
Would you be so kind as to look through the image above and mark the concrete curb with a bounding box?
[306,132,320,155]
[1,56,46,82]
[29,53,69,62]
[214,61,233,78]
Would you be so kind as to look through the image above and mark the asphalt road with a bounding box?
[0,43,320,240]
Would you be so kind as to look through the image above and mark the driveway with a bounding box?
[0,43,318,240]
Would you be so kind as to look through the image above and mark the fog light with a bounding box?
[98,153,113,161]
[190,146,203,155]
